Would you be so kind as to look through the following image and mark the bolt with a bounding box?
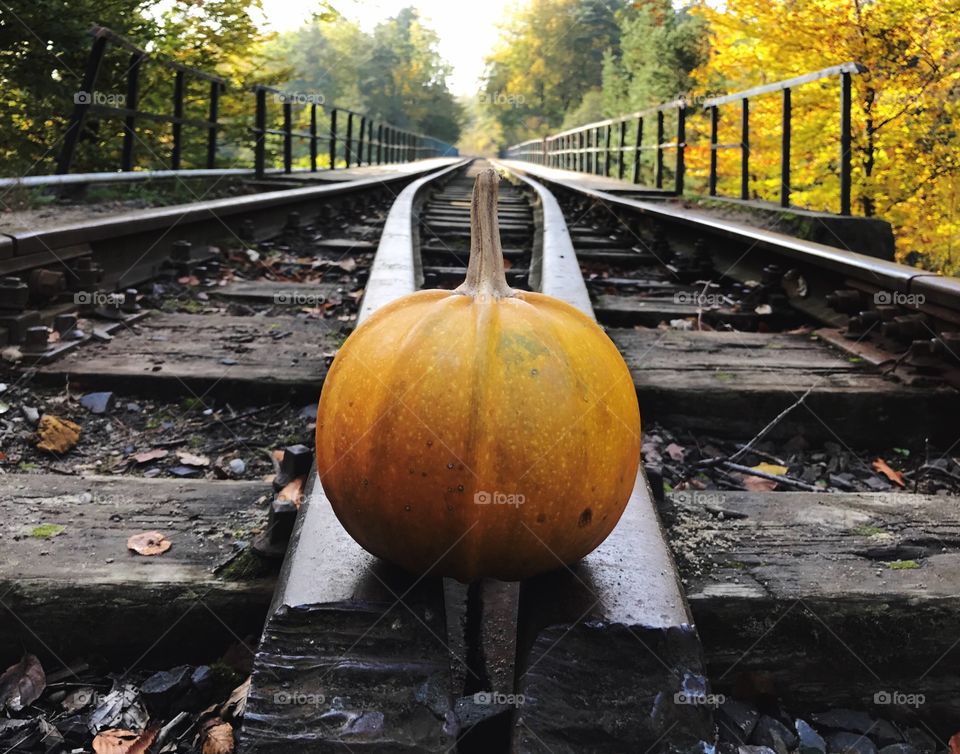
[171,240,192,262]
[53,313,78,335]
[23,325,50,350]
[0,277,29,310]
[121,289,139,314]
[239,219,256,241]
[286,211,301,230]
[28,268,66,297]
[826,289,864,314]
[273,444,314,492]
[253,497,299,558]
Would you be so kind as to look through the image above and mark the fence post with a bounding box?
[329,108,337,169]
[206,81,220,170]
[357,116,365,167]
[781,87,792,208]
[56,33,109,174]
[675,103,686,195]
[708,105,718,196]
[604,124,612,176]
[283,100,292,173]
[377,124,383,164]
[254,87,266,179]
[618,120,626,180]
[171,70,184,169]
[367,120,374,164]
[578,131,585,172]
[345,112,354,167]
[740,98,750,200]
[655,110,664,188]
[309,104,317,172]
[839,72,852,215]
[121,52,143,171]
[632,117,642,184]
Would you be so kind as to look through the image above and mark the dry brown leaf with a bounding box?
[664,443,685,462]
[872,458,906,488]
[176,449,210,467]
[0,653,45,711]
[127,531,172,556]
[277,476,305,508]
[336,258,357,272]
[202,722,235,754]
[92,726,158,754]
[220,677,251,722]
[742,475,777,492]
[35,414,81,454]
[131,448,168,464]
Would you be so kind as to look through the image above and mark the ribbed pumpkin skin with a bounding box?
[315,287,641,582]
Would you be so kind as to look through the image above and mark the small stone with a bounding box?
[811,709,875,735]
[228,458,246,475]
[143,468,161,478]
[22,406,39,425]
[738,747,777,754]
[141,665,193,714]
[827,732,878,754]
[220,358,237,366]
[91,328,112,342]
[169,465,201,478]
[751,715,797,753]
[719,699,760,743]
[78,492,92,504]
[879,745,918,754]
[79,392,113,414]
[796,719,827,753]
[126,403,141,413]
[105,558,114,564]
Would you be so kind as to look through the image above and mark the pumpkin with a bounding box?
[316,169,640,582]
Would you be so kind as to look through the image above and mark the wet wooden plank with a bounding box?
[0,474,275,665]
[610,328,959,444]
[211,280,348,304]
[37,312,341,402]
[664,489,960,722]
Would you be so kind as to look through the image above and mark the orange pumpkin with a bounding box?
[316,169,640,582]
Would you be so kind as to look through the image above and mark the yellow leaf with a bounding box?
[751,462,788,476]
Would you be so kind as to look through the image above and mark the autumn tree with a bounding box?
[689,0,960,271]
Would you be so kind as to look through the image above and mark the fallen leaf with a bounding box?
[0,401,9,415]
[336,257,357,272]
[742,475,778,492]
[202,721,235,754]
[278,476,305,508]
[751,462,789,476]
[131,448,168,464]
[754,304,773,315]
[92,726,158,754]
[347,289,364,301]
[176,449,210,467]
[35,414,81,454]
[220,676,251,722]
[664,443,685,462]
[127,531,172,556]
[872,458,906,488]
[0,654,45,711]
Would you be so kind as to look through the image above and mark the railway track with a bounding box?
[0,157,958,753]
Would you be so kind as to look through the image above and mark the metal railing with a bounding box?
[57,25,458,177]
[251,87,457,178]
[504,63,867,215]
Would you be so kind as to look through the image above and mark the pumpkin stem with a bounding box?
[455,168,516,299]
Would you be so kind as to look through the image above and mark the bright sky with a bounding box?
[254,0,517,96]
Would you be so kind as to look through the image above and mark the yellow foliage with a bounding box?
[689,0,960,272]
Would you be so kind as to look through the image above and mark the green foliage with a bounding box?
[483,0,622,144]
